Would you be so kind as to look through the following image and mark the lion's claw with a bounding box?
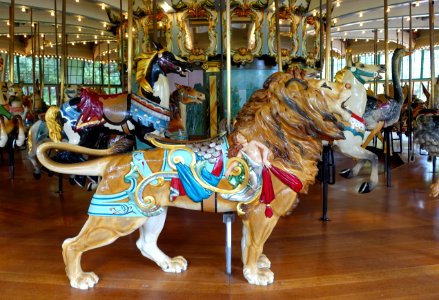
[159,256,188,273]
[243,267,274,286]
[70,272,99,290]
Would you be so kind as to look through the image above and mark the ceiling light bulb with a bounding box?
[76,34,79,38]
[101,3,106,10]
[21,7,26,12]
[78,16,82,22]
[78,27,82,32]
[50,11,55,17]
[359,12,363,18]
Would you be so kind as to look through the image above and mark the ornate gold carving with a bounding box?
[267,6,300,65]
[174,0,218,63]
[223,0,265,64]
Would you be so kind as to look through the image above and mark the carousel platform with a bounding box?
[1,140,439,299]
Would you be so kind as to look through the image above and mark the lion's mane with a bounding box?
[231,72,346,191]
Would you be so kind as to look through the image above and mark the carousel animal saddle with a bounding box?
[100,93,130,125]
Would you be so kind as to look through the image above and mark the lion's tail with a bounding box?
[36,138,132,176]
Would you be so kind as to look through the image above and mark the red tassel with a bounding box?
[265,204,273,218]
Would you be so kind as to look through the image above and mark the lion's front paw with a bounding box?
[243,267,274,286]
[69,271,99,289]
[159,256,188,273]
[257,254,271,269]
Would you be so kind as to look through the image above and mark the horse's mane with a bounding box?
[231,72,345,190]
[45,106,63,142]
[77,88,103,123]
[135,51,160,97]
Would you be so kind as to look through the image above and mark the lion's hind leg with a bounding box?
[136,207,188,273]
[62,216,146,289]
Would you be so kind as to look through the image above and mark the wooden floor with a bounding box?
[1,143,439,300]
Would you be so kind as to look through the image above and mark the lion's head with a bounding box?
[232,72,352,190]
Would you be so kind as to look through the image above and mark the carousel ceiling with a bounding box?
[0,0,437,59]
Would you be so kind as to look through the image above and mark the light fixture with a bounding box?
[21,7,26,13]
[103,22,107,28]
[75,0,79,2]
[362,30,365,34]
[77,16,82,22]
[360,22,363,27]
[41,33,44,38]
[83,41,86,45]
[333,18,337,24]
[387,7,390,13]
[78,27,82,32]
[101,3,106,10]
[23,34,27,38]
[337,27,340,31]
[59,33,62,38]
[101,31,104,36]
[359,12,363,18]
[94,35,97,39]
[72,42,75,45]
[7,21,10,26]
[76,34,79,38]
[107,40,110,44]
[336,1,340,7]
[415,1,420,7]
[50,10,55,17]
[344,32,347,36]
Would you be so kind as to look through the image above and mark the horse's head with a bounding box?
[157,50,193,77]
[345,62,386,84]
[174,83,205,104]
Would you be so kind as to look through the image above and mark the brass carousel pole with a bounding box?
[384,0,389,95]
[374,29,378,96]
[429,0,435,108]
[54,0,60,104]
[42,34,46,104]
[325,0,331,79]
[275,0,282,71]
[319,0,323,78]
[127,0,133,94]
[9,0,14,83]
[107,42,110,92]
[408,1,413,161]
[31,9,36,109]
[38,23,44,100]
[60,0,66,105]
[226,0,231,132]
[152,0,157,42]
[119,0,125,91]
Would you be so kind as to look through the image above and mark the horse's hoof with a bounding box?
[33,173,41,180]
[359,182,372,193]
[339,169,352,178]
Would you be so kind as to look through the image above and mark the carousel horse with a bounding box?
[0,81,26,148]
[47,45,192,147]
[166,83,206,140]
[333,56,386,193]
[28,47,192,181]
[334,48,408,193]
[36,72,353,289]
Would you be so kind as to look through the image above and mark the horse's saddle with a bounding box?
[101,93,130,125]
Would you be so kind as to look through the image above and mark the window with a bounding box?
[68,59,84,85]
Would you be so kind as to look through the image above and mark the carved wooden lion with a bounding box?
[37,72,352,289]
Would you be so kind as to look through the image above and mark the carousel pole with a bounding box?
[275,0,282,71]
[319,0,323,78]
[152,0,157,42]
[119,0,125,91]
[54,0,60,105]
[42,34,46,104]
[429,0,435,108]
[374,29,378,96]
[107,42,110,92]
[325,0,331,80]
[31,9,36,110]
[321,0,332,222]
[60,0,66,105]
[37,23,44,100]
[9,0,14,83]
[408,2,413,161]
[384,0,389,95]
[226,0,231,132]
[127,0,133,94]
[7,0,15,180]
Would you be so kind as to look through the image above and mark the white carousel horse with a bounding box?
[334,49,408,193]
[333,58,386,193]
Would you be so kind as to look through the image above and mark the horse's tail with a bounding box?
[27,122,35,153]
[45,106,63,142]
[36,138,132,177]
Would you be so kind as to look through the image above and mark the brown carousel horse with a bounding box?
[167,83,205,140]
[36,72,352,289]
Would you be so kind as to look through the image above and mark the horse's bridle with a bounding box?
[346,66,378,85]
